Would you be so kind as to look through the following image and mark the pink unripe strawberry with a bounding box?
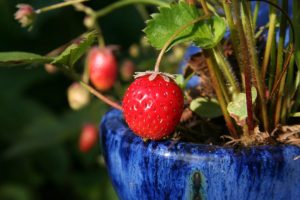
[79,124,98,153]
[87,47,117,91]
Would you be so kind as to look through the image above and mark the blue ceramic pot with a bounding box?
[100,109,300,200]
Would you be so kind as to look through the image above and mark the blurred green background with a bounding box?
[0,0,148,199]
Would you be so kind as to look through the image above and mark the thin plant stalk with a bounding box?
[282,55,295,122]
[64,69,123,111]
[273,0,288,125]
[274,51,293,126]
[212,54,231,104]
[261,0,277,79]
[204,50,238,137]
[252,1,260,29]
[36,0,89,14]
[200,0,240,97]
[222,1,245,77]
[268,33,277,91]
[232,0,254,133]
[213,46,240,94]
[274,0,288,83]
[94,0,169,18]
[241,0,269,131]
[199,0,238,137]
[80,81,123,111]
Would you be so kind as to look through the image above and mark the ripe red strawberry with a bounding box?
[122,73,184,140]
[87,47,117,91]
[79,123,98,152]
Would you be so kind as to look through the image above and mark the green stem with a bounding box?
[252,1,260,29]
[94,0,169,18]
[232,0,254,133]
[268,33,277,91]
[36,0,89,14]
[204,50,238,138]
[80,80,123,111]
[261,0,277,79]
[212,52,231,104]
[274,0,288,83]
[222,1,245,81]
[92,20,106,48]
[241,0,269,131]
[135,4,149,20]
[273,0,288,125]
[200,0,237,137]
[282,55,295,122]
[66,69,123,111]
[213,45,240,94]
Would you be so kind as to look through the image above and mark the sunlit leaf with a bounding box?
[144,2,226,50]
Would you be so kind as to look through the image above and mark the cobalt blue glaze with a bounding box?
[100,109,300,200]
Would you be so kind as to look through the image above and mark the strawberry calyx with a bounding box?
[133,71,176,82]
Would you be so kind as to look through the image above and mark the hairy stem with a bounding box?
[222,1,245,83]
[232,0,254,133]
[213,46,240,94]
[241,0,269,131]
[200,0,237,137]
[204,50,238,137]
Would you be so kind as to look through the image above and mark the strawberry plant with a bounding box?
[1,0,299,145]
[1,0,300,198]
[0,0,300,198]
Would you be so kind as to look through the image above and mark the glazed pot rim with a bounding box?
[101,109,300,153]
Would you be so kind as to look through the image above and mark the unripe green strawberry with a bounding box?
[67,82,90,110]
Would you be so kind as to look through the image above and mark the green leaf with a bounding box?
[190,97,222,118]
[193,16,226,48]
[227,87,257,122]
[52,31,97,67]
[0,52,52,66]
[144,2,226,50]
